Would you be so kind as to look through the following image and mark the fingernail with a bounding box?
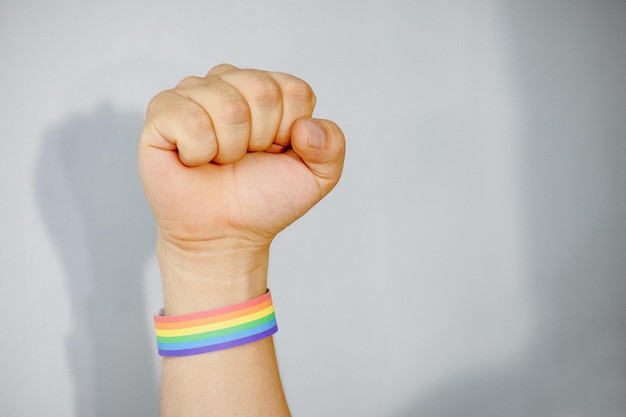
[306,120,325,148]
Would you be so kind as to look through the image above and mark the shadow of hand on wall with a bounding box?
[36,104,159,417]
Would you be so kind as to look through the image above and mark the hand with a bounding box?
[139,64,345,305]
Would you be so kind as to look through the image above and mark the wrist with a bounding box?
[156,236,270,315]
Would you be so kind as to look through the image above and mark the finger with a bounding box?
[267,72,316,148]
[290,118,345,196]
[142,89,218,167]
[176,76,251,165]
[217,69,283,151]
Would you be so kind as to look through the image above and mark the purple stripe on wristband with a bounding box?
[158,324,278,357]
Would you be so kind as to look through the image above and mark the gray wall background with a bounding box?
[1,1,624,416]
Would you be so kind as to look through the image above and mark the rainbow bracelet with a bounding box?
[154,290,278,357]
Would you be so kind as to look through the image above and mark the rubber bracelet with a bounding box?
[154,290,278,357]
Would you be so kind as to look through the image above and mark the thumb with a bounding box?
[290,118,346,196]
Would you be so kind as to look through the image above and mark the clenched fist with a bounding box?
[139,64,345,314]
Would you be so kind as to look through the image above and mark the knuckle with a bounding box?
[176,75,203,88]
[282,78,316,106]
[220,96,250,125]
[250,76,281,105]
[209,63,236,73]
[185,110,214,137]
[146,90,173,117]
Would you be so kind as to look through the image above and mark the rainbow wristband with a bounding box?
[154,290,278,357]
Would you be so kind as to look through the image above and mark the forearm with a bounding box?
[161,340,289,417]
[156,238,290,417]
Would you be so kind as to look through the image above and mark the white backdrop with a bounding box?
[2,1,625,416]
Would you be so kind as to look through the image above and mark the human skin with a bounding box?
[139,64,345,417]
